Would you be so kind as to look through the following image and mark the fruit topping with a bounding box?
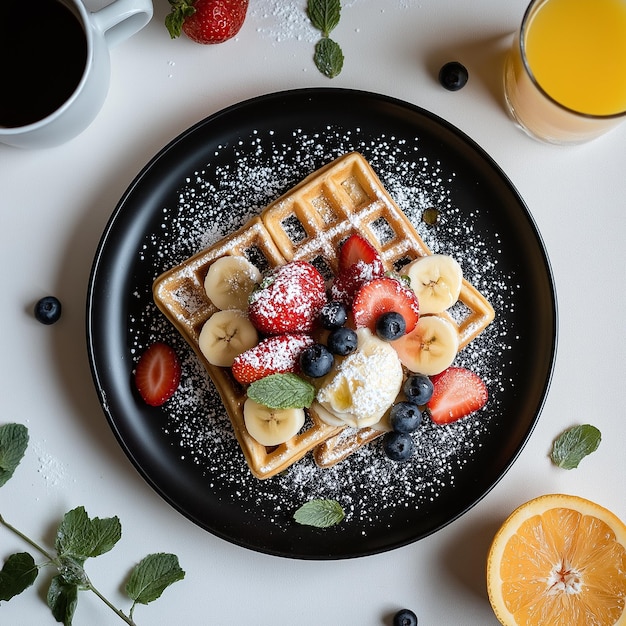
[438,61,469,91]
[165,0,249,45]
[318,300,348,330]
[299,344,334,378]
[405,254,462,314]
[403,374,434,405]
[198,309,258,367]
[329,262,376,306]
[204,255,261,311]
[134,343,181,407]
[327,327,358,356]
[375,311,406,341]
[248,260,327,335]
[393,608,418,626]
[382,431,414,462]
[231,333,315,384]
[243,398,305,447]
[389,401,423,434]
[352,276,420,335]
[393,315,459,376]
[34,296,62,325]
[427,366,488,425]
[329,234,385,305]
[338,233,383,271]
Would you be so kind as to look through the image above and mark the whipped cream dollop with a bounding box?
[314,328,403,428]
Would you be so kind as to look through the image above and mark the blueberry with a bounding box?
[439,61,469,91]
[393,608,418,626]
[375,311,406,341]
[403,375,434,405]
[34,296,62,325]
[300,343,334,377]
[319,300,347,330]
[327,327,358,356]
[389,401,423,434]
[382,431,414,462]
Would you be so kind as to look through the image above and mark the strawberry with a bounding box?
[338,234,384,272]
[134,343,181,406]
[248,261,327,335]
[165,0,249,45]
[231,334,315,384]
[330,261,384,306]
[352,276,420,334]
[330,234,385,305]
[427,367,488,425]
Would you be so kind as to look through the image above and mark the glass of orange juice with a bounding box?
[504,0,626,144]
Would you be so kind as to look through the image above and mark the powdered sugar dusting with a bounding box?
[127,121,523,545]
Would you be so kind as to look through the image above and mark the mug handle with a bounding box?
[92,0,153,48]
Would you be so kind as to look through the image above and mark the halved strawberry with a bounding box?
[339,234,383,272]
[330,260,385,306]
[331,234,385,306]
[248,261,326,335]
[231,334,315,384]
[352,276,420,334]
[134,343,181,406]
[427,367,488,425]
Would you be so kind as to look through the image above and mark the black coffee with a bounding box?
[0,0,88,127]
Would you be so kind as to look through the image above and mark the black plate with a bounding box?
[87,88,557,559]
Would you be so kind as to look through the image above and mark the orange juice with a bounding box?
[504,0,626,144]
[526,0,626,116]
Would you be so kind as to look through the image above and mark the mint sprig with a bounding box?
[294,499,345,528]
[550,424,601,469]
[307,0,344,78]
[247,373,315,409]
[0,423,184,624]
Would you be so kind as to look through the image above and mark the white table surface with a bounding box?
[2,1,625,624]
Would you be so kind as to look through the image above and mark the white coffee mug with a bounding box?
[0,0,153,149]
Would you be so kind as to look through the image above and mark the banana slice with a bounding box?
[198,309,258,367]
[393,315,459,376]
[243,397,305,446]
[405,254,462,314]
[204,255,262,311]
[310,401,347,428]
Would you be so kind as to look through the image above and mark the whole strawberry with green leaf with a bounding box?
[165,0,249,44]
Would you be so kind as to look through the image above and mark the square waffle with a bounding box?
[153,152,495,478]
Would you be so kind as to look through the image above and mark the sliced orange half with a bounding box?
[487,494,626,626]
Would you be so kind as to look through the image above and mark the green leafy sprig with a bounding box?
[550,423,601,469]
[0,423,184,625]
[293,499,344,528]
[307,0,344,78]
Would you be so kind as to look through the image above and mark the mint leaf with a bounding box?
[314,37,344,78]
[294,499,344,528]
[0,552,38,601]
[55,506,121,561]
[47,575,79,625]
[307,0,341,37]
[550,424,601,469]
[247,373,315,409]
[126,553,185,606]
[0,423,29,487]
